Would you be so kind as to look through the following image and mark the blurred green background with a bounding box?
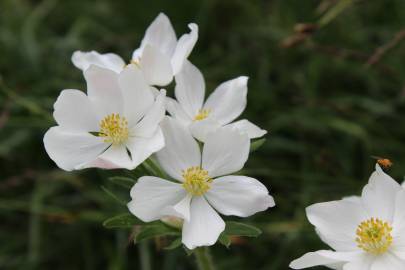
[1,0,405,269]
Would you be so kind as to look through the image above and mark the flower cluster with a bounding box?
[43,13,274,250]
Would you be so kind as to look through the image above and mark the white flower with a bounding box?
[71,13,198,86]
[127,117,275,249]
[290,164,405,270]
[44,64,166,171]
[166,60,267,142]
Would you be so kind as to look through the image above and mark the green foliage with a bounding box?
[103,213,144,229]
[136,224,181,242]
[1,0,405,269]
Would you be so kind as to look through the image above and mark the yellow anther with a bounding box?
[193,109,211,121]
[99,113,129,145]
[182,166,212,196]
[356,218,393,255]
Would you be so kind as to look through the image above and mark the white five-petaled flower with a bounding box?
[127,117,275,249]
[290,164,405,270]
[166,60,267,142]
[44,64,166,171]
[72,13,198,87]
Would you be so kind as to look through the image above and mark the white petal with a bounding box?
[119,64,154,126]
[53,89,98,132]
[127,176,186,222]
[171,23,198,75]
[202,127,249,178]
[156,117,201,181]
[290,250,360,269]
[402,180,405,189]
[174,60,205,118]
[43,127,106,171]
[371,252,405,270]
[203,76,248,125]
[306,199,368,251]
[162,194,192,222]
[85,145,132,169]
[126,128,165,169]
[206,176,274,217]
[344,256,374,270]
[189,117,222,142]
[361,164,401,223]
[166,97,193,125]
[84,65,123,119]
[72,51,125,73]
[132,13,177,60]
[226,119,267,139]
[140,45,173,86]
[134,90,166,138]
[391,190,405,260]
[182,196,225,249]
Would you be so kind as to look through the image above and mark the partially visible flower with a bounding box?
[44,64,166,171]
[72,13,198,86]
[166,60,267,142]
[290,164,405,270]
[127,117,275,249]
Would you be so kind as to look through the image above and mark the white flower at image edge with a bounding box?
[166,60,267,142]
[290,164,405,270]
[127,117,275,249]
[43,64,166,171]
[71,13,198,86]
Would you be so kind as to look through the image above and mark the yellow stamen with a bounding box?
[182,166,212,196]
[356,218,393,255]
[193,109,211,121]
[99,113,129,145]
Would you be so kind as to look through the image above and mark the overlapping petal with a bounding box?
[128,176,186,222]
[72,51,125,73]
[171,23,199,75]
[306,199,367,251]
[156,117,201,181]
[174,60,205,118]
[203,76,248,125]
[182,196,225,250]
[43,127,106,171]
[84,65,123,119]
[140,45,173,86]
[361,164,401,223]
[202,127,250,178]
[206,175,274,217]
[118,64,155,126]
[133,13,177,58]
[53,89,99,132]
[290,250,360,269]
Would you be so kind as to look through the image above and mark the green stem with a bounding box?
[139,241,152,270]
[194,247,215,270]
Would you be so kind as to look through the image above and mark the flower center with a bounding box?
[99,113,129,145]
[193,109,211,121]
[356,218,393,255]
[182,166,212,196]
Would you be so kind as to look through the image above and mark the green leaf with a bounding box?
[108,176,136,189]
[100,185,127,205]
[223,221,262,237]
[183,246,195,256]
[164,238,182,250]
[250,138,266,153]
[218,234,231,248]
[103,213,144,229]
[136,223,180,242]
[319,0,354,26]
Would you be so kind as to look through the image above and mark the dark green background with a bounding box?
[1,0,404,269]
